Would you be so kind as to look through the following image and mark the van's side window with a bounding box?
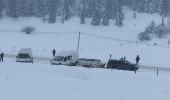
[68,56,72,60]
[63,57,67,61]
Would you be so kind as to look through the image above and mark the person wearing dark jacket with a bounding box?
[0,52,4,62]
[136,55,140,65]
[52,49,56,57]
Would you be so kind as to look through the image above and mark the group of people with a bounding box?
[110,54,140,65]
[0,52,4,62]
[121,55,140,65]
[120,56,126,61]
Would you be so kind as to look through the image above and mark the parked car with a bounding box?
[107,59,138,71]
[76,58,105,68]
[50,50,79,66]
[16,48,33,63]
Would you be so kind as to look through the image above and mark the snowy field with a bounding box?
[0,58,170,100]
[0,7,170,100]
[0,8,170,67]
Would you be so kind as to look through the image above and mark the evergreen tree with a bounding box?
[64,0,74,20]
[149,0,160,13]
[7,0,18,18]
[102,11,109,26]
[91,0,102,25]
[27,0,36,16]
[161,16,165,26]
[79,0,87,24]
[48,0,58,23]
[167,16,170,29]
[115,0,124,27]
[132,0,138,18]
[159,0,170,16]
[144,0,151,13]
[35,0,46,17]
[86,0,95,17]
[102,0,114,26]
[80,6,86,24]
[17,0,27,16]
[0,0,3,18]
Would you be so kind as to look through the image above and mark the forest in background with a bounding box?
[0,0,169,27]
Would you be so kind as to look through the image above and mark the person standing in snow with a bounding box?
[120,57,124,61]
[123,56,126,61]
[109,54,112,59]
[52,49,56,57]
[136,55,140,65]
[0,52,4,62]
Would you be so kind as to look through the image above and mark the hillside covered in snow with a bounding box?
[0,7,170,67]
[0,0,170,100]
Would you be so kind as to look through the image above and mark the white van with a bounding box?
[16,48,33,63]
[50,50,79,66]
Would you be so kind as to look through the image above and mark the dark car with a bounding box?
[107,59,138,71]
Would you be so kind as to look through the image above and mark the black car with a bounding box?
[107,59,138,71]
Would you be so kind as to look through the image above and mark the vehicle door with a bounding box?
[63,56,72,65]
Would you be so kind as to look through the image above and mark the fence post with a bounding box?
[157,69,159,76]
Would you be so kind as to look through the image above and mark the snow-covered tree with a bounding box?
[115,0,124,27]
[136,0,145,12]
[167,16,170,29]
[79,0,87,24]
[149,0,160,13]
[7,0,18,18]
[159,0,170,16]
[102,0,114,26]
[91,0,102,25]
[0,0,3,18]
[48,0,58,23]
[34,0,46,17]
[17,0,27,16]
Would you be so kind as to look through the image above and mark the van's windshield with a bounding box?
[54,56,64,61]
[18,53,29,58]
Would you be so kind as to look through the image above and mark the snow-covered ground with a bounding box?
[0,59,170,100]
[0,8,170,67]
[0,7,170,100]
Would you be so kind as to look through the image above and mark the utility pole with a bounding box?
[77,32,81,52]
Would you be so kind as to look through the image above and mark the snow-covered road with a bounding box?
[4,53,170,75]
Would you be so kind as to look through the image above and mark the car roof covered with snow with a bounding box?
[18,48,32,55]
[56,50,78,57]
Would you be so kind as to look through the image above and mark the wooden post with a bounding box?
[77,32,81,52]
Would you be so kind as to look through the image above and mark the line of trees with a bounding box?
[0,0,170,27]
